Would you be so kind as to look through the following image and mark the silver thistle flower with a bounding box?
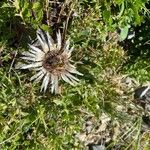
[19,29,83,94]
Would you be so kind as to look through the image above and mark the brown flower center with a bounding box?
[42,51,68,73]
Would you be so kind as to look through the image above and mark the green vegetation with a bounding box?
[0,0,150,149]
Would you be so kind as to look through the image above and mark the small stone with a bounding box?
[88,144,105,150]
[134,86,150,101]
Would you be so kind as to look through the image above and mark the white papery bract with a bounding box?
[20,29,83,94]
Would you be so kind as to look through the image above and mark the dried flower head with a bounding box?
[19,29,82,94]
